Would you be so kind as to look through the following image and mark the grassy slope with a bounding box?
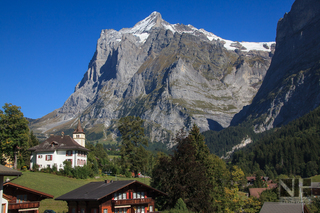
[9,171,150,213]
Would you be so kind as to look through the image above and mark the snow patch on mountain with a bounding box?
[112,11,275,52]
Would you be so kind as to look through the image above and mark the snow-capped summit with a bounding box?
[117,12,275,51]
[32,10,275,146]
[121,11,164,35]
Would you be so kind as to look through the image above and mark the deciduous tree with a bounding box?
[0,103,29,167]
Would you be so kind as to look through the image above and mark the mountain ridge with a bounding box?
[29,11,275,144]
[231,0,320,132]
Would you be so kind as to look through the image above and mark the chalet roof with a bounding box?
[55,180,167,201]
[28,135,89,152]
[3,182,54,199]
[0,165,22,176]
[3,193,11,201]
[249,188,267,198]
[267,183,277,189]
[246,176,256,181]
[73,119,85,134]
[260,202,309,213]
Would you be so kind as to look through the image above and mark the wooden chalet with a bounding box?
[0,165,22,213]
[56,180,167,213]
[3,182,54,213]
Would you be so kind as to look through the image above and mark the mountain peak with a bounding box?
[124,11,164,35]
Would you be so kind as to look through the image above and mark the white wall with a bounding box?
[31,150,87,171]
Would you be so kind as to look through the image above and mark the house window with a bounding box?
[16,195,27,203]
[103,209,108,213]
[123,192,126,199]
[38,155,42,158]
[81,208,85,213]
[115,209,126,213]
[46,155,52,161]
[149,206,153,212]
[133,192,136,199]
[136,206,145,213]
[93,209,98,213]
[66,150,73,156]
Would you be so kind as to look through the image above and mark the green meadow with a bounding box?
[9,171,150,213]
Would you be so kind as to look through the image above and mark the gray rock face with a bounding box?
[231,0,320,132]
[31,12,274,142]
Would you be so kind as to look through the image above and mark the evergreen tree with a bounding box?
[118,116,148,175]
[152,125,231,212]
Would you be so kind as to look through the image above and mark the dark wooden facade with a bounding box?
[3,182,53,213]
[57,180,166,213]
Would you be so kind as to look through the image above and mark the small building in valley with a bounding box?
[3,182,53,213]
[29,120,89,171]
[55,180,167,213]
[260,202,310,213]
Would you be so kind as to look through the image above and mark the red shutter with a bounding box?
[46,155,48,160]
[131,192,133,199]
[145,207,147,213]
[127,192,129,199]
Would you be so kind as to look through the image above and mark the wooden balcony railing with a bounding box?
[8,201,40,210]
[112,198,152,206]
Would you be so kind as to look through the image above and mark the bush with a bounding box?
[32,164,39,171]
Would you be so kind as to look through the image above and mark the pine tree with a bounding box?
[118,116,148,176]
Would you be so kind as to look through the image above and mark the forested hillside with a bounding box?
[202,125,269,156]
[231,106,320,178]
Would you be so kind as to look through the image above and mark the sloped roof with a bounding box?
[260,202,309,213]
[3,182,54,199]
[28,135,89,152]
[249,188,268,198]
[267,183,277,189]
[73,119,85,134]
[0,165,22,176]
[55,180,166,201]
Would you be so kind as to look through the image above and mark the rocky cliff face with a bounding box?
[30,12,274,143]
[231,0,320,132]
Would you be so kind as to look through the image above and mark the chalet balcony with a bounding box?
[112,198,152,206]
[8,201,40,210]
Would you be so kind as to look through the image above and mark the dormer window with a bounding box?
[50,141,59,147]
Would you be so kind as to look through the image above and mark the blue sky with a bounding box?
[0,0,295,119]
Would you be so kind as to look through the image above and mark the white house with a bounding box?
[29,120,89,171]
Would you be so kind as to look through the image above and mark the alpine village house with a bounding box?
[56,180,167,213]
[28,120,89,171]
